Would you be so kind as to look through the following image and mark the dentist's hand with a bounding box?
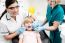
[34,26,46,32]
[32,20,43,28]
[16,27,26,35]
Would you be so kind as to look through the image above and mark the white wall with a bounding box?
[18,0,48,21]
[0,0,5,16]
[60,0,65,5]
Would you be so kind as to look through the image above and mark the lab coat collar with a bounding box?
[6,12,11,20]
[6,12,18,21]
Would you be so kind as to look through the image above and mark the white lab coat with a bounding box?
[1,12,24,33]
[0,22,12,43]
[1,12,28,43]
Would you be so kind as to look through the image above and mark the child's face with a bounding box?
[24,22,33,31]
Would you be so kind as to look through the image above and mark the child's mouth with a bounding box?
[28,26,31,28]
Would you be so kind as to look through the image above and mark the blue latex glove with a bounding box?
[32,20,43,28]
[16,27,25,35]
[34,26,46,32]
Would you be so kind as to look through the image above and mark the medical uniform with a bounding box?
[0,22,12,43]
[1,12,24,33]
[1,12,24,43]
[46,4,64,43]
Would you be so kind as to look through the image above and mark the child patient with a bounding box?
[19,16,42,43]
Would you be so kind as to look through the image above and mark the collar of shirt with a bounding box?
[1,12,23,33]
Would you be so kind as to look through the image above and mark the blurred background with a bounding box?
[0,0,65,43]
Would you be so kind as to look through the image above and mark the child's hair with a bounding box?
[23,16,35,25]
[23,16,35,31]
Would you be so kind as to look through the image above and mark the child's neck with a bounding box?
[26,28,33,31]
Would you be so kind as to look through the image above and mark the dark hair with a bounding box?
[0,0,18,20]
[0,10,7,20]
[5,0,18,8]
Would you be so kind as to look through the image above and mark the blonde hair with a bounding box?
[48,0,61,3]
[23,16,35,25]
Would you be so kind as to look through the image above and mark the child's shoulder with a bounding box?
[35,32,40,37]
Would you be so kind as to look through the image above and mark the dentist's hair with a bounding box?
[0,0,18,20]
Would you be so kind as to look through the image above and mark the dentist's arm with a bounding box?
[35,21,60,32]
[32,18,47,28]
[46,21,60,31]
[4,27,25,40]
